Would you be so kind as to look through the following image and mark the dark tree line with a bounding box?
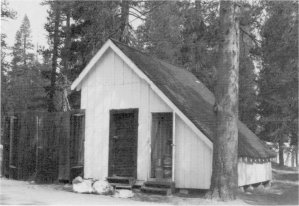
[258,1,298,166]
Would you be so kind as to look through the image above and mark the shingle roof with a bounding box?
[111,39,276,159]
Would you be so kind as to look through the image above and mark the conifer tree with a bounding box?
[207,0,240,200]
[258,1,298,166]
[8,15,46,112]
[11,15,34,67]
[1,0,16,122]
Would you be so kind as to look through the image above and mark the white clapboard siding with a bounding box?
[238,159,272,186]
[80,49,172,181]
[174,115,212,189]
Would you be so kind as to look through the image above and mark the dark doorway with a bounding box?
[108,109,138,178]
[151,113,173,179]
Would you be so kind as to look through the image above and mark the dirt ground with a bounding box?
[238,163,298,205]
[0,163,298,205]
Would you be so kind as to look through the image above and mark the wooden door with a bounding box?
[108,109,138,178]
[151,113,173,179]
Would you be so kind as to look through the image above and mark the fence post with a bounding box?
[58,112,70,181]
[1,117,10,177]
[8,116,14,169]
[8,115,18,179]
[35,115,39,177]
[69,111,85,181]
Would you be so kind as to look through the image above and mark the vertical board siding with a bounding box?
[238,159,272,186]
[36,113,61,183]
[81,49,172,181]
[81,48,214,189]
[58,112,70,181]
[69,113,85,180]
[18,112,37,180]
[3,111,85,183]
[174,115,212,189]
[2,117,10,177]
[9,116,19,179]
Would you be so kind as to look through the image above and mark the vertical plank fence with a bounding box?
[70,113,85,181]
[1,110,85,183]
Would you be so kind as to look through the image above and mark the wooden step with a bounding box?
[144,180,175,189]
[110,183,133,190]
[141,186,172,196]
[106,176,136,190]
[106,176,135,185]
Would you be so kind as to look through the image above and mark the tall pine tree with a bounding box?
[207,1,240,200]
[11,15,34,67]
[1,0,16,116]
[7,15,46,112]
[258,1,298,166]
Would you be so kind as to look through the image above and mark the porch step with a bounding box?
[110,183,133,190]
[141,186,172,196]
[106,176,135,190]
[144,180,175,189]
[141,179,175,195]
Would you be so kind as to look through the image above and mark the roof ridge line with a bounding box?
[109,38,185,71]
[109,38,151,57]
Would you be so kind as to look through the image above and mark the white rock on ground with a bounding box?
[92,180,114,195]
[245,185,254,193]
[72,176,83,184]
[256,183,265,192]
[113,189,134,198]
[238,186,245,193]
[72,178,94,194]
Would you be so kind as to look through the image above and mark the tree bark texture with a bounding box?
[63,6,71,73]
[61,7,71,112]
[208,1,240,201]
[48,1,61,112]
[118,0,129,43]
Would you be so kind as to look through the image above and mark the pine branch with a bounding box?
[240,26,261,47]
[129,5,144,15]
[129,11,146,21]
[106,2,166,40]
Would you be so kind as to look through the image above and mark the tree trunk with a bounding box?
[118,0,129,43]
[63,5,71,73]
[48,1,61,112]
[207,1,240,201]
[279,138,284,166]
[193,0,202,72]
[60,5,71,112]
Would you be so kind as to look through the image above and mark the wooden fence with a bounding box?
[1,110,85,183]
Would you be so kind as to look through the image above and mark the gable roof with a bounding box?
[72,39,276,159]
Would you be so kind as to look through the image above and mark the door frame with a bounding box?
[108,108,139,178]
[150,112,174,180]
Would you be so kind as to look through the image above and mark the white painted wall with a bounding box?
[80,48,213,189]
[80,49,171,181]
[238,159,272,186]
[79,48,271,189]
[174,115,213,189]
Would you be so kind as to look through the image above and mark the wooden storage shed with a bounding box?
[71,39,276,190]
